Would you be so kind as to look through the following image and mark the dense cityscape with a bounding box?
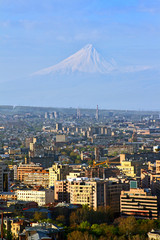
[1,0,160,239]
[0,105,160,239]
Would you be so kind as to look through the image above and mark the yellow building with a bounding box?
[4,218,29,240]
[66,171,82,179]
[49,163,72,187]
[118,161,135,177]
[69,181,97,209]
[54,179,122,212]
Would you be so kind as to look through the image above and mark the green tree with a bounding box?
[79,221,91,230]
[91,224,103,236]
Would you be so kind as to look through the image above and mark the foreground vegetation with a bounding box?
[32,205,160,239]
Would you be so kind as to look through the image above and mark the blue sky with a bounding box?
[0,0,160,83]
[1,0,160,111]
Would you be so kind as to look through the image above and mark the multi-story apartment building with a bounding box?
[23,169,49,188]
[17,163,43,181]
[0,192,17,201]
[141,160,160,199]
[69,180,105,210]
[120,188,158,219]
[54,180,69,203]
[117,161,135,177]
[16,188,54,206]
[105,181,122,214]
[54,178,122,212]
[49,163,72,187]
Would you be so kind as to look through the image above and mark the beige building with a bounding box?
[120,188,158,219]
[69,180,101,210]
[156,160,160,174]
[56,135,67,143]
[17,163,43,182]
[4,218,29,240]
[117,161,135,177]
[148,230,160,240]
[16,189,54,206]
[49,163,72,187]
[23,169,49,188]
[54,179,122,212]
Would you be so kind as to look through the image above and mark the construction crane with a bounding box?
[92,155,120,167]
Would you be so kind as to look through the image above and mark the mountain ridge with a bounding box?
[33,44,117,75]
[32,44,152,76]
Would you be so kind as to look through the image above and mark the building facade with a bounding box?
[23,169,49,188]
[54,178,122,212]
[49,163,72,187]
[17,163,43,182]
[16,189,54,206]
[120,188,158,219]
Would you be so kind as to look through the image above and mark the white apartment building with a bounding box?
[16,189,54,206]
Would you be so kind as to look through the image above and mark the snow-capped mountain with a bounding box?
[0,43,157,109]
[33,44,117,75]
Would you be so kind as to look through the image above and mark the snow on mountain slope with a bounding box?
[33,44,117,75]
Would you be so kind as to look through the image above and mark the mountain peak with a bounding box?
[83,44,93,50]
[33,44,116,75]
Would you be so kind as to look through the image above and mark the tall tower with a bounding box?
[77,108,81,119]
[96,105,99,121]
[45,112,48,119]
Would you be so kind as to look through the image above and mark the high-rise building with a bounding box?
[54,179,122,212]
[96,105,99,121]
[77,108,81,119]
[45,112,48,119]
[56,123,62,131]
[49,112,54,119]
[49,163,72,187]
[0,163,9,192]
[54,111,59,119]
[25,137,33,148]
